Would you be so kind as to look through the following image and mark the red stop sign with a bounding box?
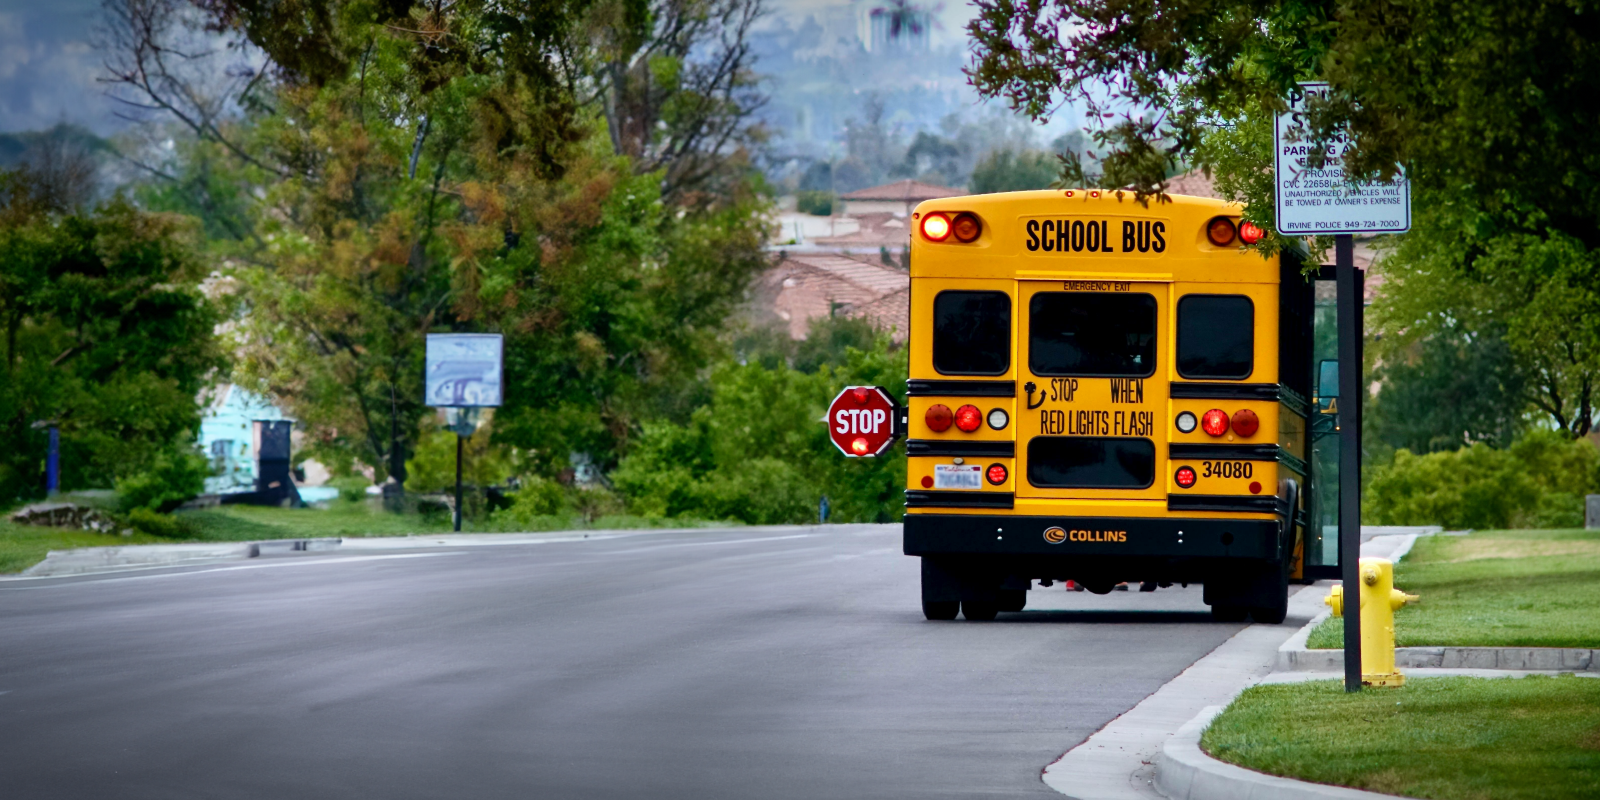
[827,385,899,457]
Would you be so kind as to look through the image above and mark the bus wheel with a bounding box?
[961,600,999,621]
[998,589,1026,613]
[1249,564,1291,624]
[1210,603,1248,622]
[1249,600,1288,625]
[923,601,960,621]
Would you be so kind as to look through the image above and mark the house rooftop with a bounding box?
[839,179,965,202]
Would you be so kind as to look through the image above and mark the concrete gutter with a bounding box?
[1155,706,1406,800]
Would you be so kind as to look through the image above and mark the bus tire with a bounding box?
[1210,603,1249,622]
[1249,561,1292,624]
[961,600,999,621]
[923,601,960,621]
[998,589,1026,613]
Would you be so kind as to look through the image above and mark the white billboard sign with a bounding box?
[425,334,503,407]
[1274,82,1410,235]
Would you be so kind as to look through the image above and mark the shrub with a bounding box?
[115,448,212,513]
[503,476,569,520]
[1364,432,1600,529]
[329,476,371,503]
[126,507,194,538]
[796,190,834,216]
[613,327,906,524]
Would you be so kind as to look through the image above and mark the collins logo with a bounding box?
[1043,526,1067,544]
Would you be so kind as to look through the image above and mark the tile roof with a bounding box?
[1163,169,1222,200]
[758,252,910,339]
[839,179,965,202]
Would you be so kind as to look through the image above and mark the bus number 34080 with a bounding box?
[1201,461,1253,479]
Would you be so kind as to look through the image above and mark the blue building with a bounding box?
[197,384,290,495]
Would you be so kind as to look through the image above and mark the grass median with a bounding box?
[1307,530,1600,649]
[1203,675,1600,800]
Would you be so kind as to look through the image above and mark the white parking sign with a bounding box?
[1274,83,1410,234]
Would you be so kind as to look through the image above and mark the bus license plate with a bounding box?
[934,464,982,490]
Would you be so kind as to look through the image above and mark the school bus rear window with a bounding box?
[1177,295,1254,379]
[933,291,1010,375]
[1027,436,1156,489]
[1029,292,1156,377]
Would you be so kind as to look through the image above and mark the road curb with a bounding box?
[1274,532,1597,673]
[1154,706,1404,800]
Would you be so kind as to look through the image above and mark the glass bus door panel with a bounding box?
[1015,281,1168,501]
[1306,278,1341,571]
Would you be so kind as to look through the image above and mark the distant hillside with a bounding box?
[0,124,113,167]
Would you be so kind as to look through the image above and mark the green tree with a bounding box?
[105,0,772,485]
[0,173,225,503]
[1365,323,1527,457]
[613,324,908,524]
[968,148,1059,194]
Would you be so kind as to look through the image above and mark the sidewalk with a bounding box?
[1040,533,1421,799]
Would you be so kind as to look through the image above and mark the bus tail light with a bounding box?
[955,404,982,432]
[986,463,1008,485]
[926,404,953,432]
[952,213,982,242]
[1239,221,1265,244]
[1175,466,1197,488]
[1201,409,1229,436]
[1231,409,1260,437]
[1206,216,1237,247]
[921,213,952,242]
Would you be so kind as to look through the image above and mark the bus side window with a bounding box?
[1176,295,1254,380]
[933,291,1011,375]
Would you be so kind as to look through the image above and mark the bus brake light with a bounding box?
[986,464,1008,485]
[926,404,953,432]
[1201,409,1230,436]
[1239,221,1265,244]
[1174,466,1197,488]
[921,213,952,242]
[954,404,982,432]
[1231,409,1260,437]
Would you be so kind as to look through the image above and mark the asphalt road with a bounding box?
[0,525,1247,799]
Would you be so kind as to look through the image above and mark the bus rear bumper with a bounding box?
[903,513,1280,561]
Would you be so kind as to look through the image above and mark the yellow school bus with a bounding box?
[903,190,1314,623]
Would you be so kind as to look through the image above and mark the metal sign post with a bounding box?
[1275,83,1408,692]
[1335,236,1364,692]
[426,335,504,532]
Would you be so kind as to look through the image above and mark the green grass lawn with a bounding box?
[0,518,171,575]
[1203,676,1600,800]
[1,499,714,574]
[1307,530,1600,649]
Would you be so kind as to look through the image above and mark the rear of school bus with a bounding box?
[903,190,1312,623]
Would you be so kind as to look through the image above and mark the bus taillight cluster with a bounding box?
[1191,408,1261,438]
[1205,216,1266,247]
[926,403,1006,433]
[920,212,982,243]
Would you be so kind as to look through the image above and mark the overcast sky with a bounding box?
[0,0,127,135]
[0,0,992,137]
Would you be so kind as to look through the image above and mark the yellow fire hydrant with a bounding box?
[1325,557,1419,687]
